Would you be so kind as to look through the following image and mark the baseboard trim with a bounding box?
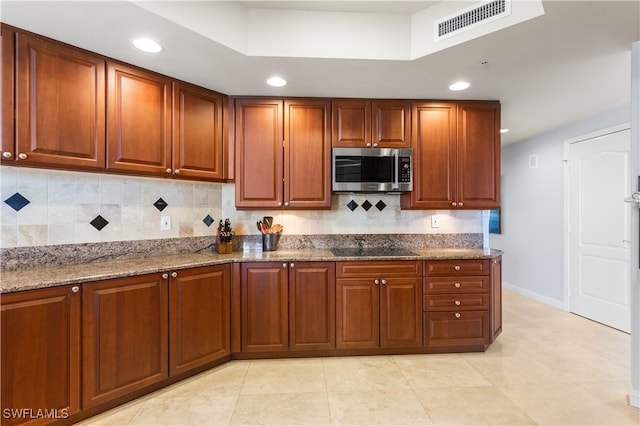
[503,281,565,310]
[630,389,640,408]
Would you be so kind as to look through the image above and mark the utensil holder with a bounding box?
[216,232,233,254]
[262,233,280,251]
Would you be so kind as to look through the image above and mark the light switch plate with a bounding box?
[431,215,440,228]
[161,216,171,231]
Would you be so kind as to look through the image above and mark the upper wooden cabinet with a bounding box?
[1,25,14,162]
[106,62,172,176]
[172,81,225,180]
[1,285,81,425]
[235,98,331,209]
[332,99,411,148]
[401,101,500,210]
[10,30,106,169]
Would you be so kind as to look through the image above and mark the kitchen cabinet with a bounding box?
[106,62,172,176]
[289,262,336,351]
[169,265,231,376]
[1,285,81,425]
[422,259,491,348]
[490,256,503,342]
[234,98,331,209]
[240,261,335,352]
[336,260,422,349]
[9,29,106,169]
[332,99,411,148]
[172,81,226,181]
[82,273,168,408]
[401,101,500,210]
[1,25,14,162]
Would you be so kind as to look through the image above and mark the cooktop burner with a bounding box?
[330,247,419,257]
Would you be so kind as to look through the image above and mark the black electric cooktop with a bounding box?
[330,247,419,257]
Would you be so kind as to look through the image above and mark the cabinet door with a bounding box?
[490,256,502,342]
[1,25,14,162]
[380,278,422,348]
[336,278,379,349]
[241,262,288,352]
[235,99,283,208]
[332,99,370,147]
[372,100,411,148]
[1,286,81,424]
[15,31,105,169]
[83,274,168,408]
[424,311,489,348]
[107,62,171,175]
[401,102,456,209]
[284,99,331,208]
[289,262,336,351]
[457,101,500,209]
[172,81,224,181]
[169,265,230,376]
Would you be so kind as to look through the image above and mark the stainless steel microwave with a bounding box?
[332,147,413,193]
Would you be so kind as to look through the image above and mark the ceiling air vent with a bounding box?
[435,0,511,41]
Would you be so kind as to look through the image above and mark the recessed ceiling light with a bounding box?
[132,37,162,53]
[449,81,470,91]
[267,76,287,87]
[500,128,510,134]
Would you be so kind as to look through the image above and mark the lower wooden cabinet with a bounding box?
[169,265,231,376]
[82,273,169,408]
[1,285,81,425]
[423,311,489,347]
[490,256,503,342]
[336,261,423,349]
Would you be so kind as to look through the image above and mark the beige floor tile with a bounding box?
[154,361,249,399]
[127,395,238,425]
[230,393,331,425]
[465,354,572,385]
[241,358,326,395]
[415,385,536,425]
[576,380,640,423]
[74,398,146,425]
[393,354,492,388]
[328,389,433,425]
[499,382,638,425]
[323,356,411,391]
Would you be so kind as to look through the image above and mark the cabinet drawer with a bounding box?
[423,259,489,276]
[423,276,489,294]
[423,311,489,347]
[336,261,422,278]
[423,293,490,311]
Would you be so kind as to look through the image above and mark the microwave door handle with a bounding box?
[393,150,399,190]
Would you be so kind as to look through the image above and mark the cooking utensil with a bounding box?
[257,221,263,233]
[263,216,273,228]
[260,222,270,234]
[270,224,283,234]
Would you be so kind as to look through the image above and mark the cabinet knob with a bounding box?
[2,152,12,159]
[455,313,461,319]
[459,202,464,207]
[278,202,282,206]
[455,300,461,306]
[162,273,169,279]
[166,168,172,174]
[373,143,378,147]
[284,202,289,207]
[454,283,461,288]
[452,202,457,207]
[366,143,371,147]
[174,169,181,175]
[381,279,387,285]
[290,262,294,268]
[71,286,80,293]
[171,272,178,278]
[17,153,27,160]
[454,265,461,271]
[374,279,380,285]
[283,263,287,268]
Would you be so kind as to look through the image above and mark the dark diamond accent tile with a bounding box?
[90,215,109,231]
[375,200,387,211]
[361,200,372,211]
[203,215,214,227]
[154,198,168,212]
[4,192,30,212]
[346,200,359,211]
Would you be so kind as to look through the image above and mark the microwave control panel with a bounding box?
[399,157,412,183]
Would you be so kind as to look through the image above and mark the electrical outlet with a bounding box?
[160,216,171,231]
[431,215,440,228]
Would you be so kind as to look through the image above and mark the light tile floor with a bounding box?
[78,290,640,425]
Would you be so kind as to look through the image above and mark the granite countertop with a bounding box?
[0,247,501,294]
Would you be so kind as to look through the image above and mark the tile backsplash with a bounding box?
[0,166,483,248]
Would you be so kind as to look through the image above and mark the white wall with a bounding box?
[490,105,631,306]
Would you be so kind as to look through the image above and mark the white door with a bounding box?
[568,127,631,333]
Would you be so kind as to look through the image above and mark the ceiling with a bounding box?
[1,1,638,145]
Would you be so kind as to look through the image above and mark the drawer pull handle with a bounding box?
[374,279,380,285]
[283,263,287,268]
[455,313,461,318]
[454,283,461,288]
[162,273,169,279]
[71,286,80,293]
[455,300,461,306]
[381,279,387,285]
[454,265,461,271]
[171,272,178,278]
[2,152,12,159]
